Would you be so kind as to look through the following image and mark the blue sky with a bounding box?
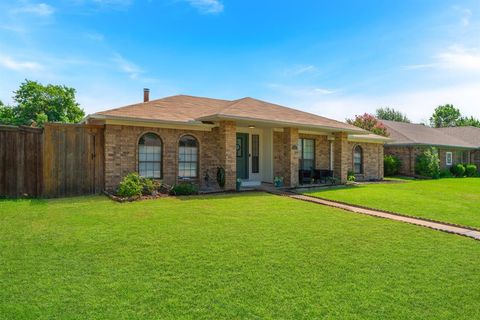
[0,0,479,122]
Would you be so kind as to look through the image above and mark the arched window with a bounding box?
[353,145,363,174]
[179,135,199,179]
[138,133,162,178]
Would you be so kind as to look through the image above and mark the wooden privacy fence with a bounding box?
[0,125,43,197]
[0,123,104,198]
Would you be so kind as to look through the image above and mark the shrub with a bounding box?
[117,173,143,197]
[347,170,356,182]
[171,183,198,196]
[415,148,440,179]
[439,169,453,178]
[465,164,478,177]
[450,164,466,177]
[384,155,401,176]
[142,178,156,195]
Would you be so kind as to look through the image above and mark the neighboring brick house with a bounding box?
[437,126,480,170]
[380,120,478,176]
[84,91,388,191]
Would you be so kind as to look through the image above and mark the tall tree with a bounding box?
[375,107,410,123]
[456,116,480,128]
[0,100,16,125]
[346,113,389,136]
[429,104,461,128]
[11,80,85,127]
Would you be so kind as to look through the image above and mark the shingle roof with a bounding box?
[91,95,365,133]
[348,133,391,143]
[436,126,480,148]
[380,120,477,149]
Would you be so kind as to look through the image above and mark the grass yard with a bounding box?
[1,193,480,319]
[304,178,480,229]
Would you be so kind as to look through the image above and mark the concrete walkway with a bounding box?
[266,187,480,241]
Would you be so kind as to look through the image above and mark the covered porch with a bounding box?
[227,122,353,189]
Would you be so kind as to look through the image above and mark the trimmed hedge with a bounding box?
[450,164,466,177]
[171,183,198,196]
[465,164,478,177]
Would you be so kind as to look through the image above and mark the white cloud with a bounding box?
[91,0,133,7]
[0,55,44,72]
[11,3,55,16]
[185,0,224,14]
[437,45,480,71]
[402,46,480,72]
[83,32,104,42]
[112,53,143,79]
[453,6,472,27]
[283,64,318,77]
[267,83,336,97]
[274,82,480,124]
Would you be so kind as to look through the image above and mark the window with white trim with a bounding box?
[178,135,199,178]
[446,152,453,166]
[298,138,315,170]
[353,145,363,174]
[138,133,162,178]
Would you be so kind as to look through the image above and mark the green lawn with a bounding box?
[304,178,480,229]
[1,193,480,319]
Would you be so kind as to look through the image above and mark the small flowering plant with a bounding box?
[274,176,284,188]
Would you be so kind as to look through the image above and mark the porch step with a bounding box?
[240,180,261,187]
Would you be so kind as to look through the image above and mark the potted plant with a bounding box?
[236,178,242,191]
[274,176,284,188]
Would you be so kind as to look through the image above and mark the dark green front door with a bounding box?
[236,133,249,179]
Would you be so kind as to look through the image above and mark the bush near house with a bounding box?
[170,182,198,196]
[347,170,356,182]
[384,155,401,176]
[465,164,478,177]
[118,173,144,197]
[415,148,440,179]
[117,173,159,198]
[450,164,466,178]
[439,169,454,178]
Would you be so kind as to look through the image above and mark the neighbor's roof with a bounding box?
[90,95,366,133]
[436,126,480,148]
[380,120,477,149]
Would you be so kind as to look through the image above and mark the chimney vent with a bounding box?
[143,88,150,102]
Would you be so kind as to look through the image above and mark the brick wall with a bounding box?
[333,132,349,183]
[283,128,299,187]
[104,124,230,191]
[104,124,385,190]
[347,142,384,181]
[273,132,333,183]
[472,151,480,171]
[385,145,474,176]
[274,131,384,184]
[299,133,330,169]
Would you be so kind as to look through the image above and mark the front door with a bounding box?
[236,133,249,179]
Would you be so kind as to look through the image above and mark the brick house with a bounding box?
[381,120,478,176]
[84,91,388,191]
[437,126,480,170]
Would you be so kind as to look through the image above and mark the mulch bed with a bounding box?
[104,191,170,203]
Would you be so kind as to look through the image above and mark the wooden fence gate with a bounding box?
[0,125,43,197]
[0,123,105,198]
